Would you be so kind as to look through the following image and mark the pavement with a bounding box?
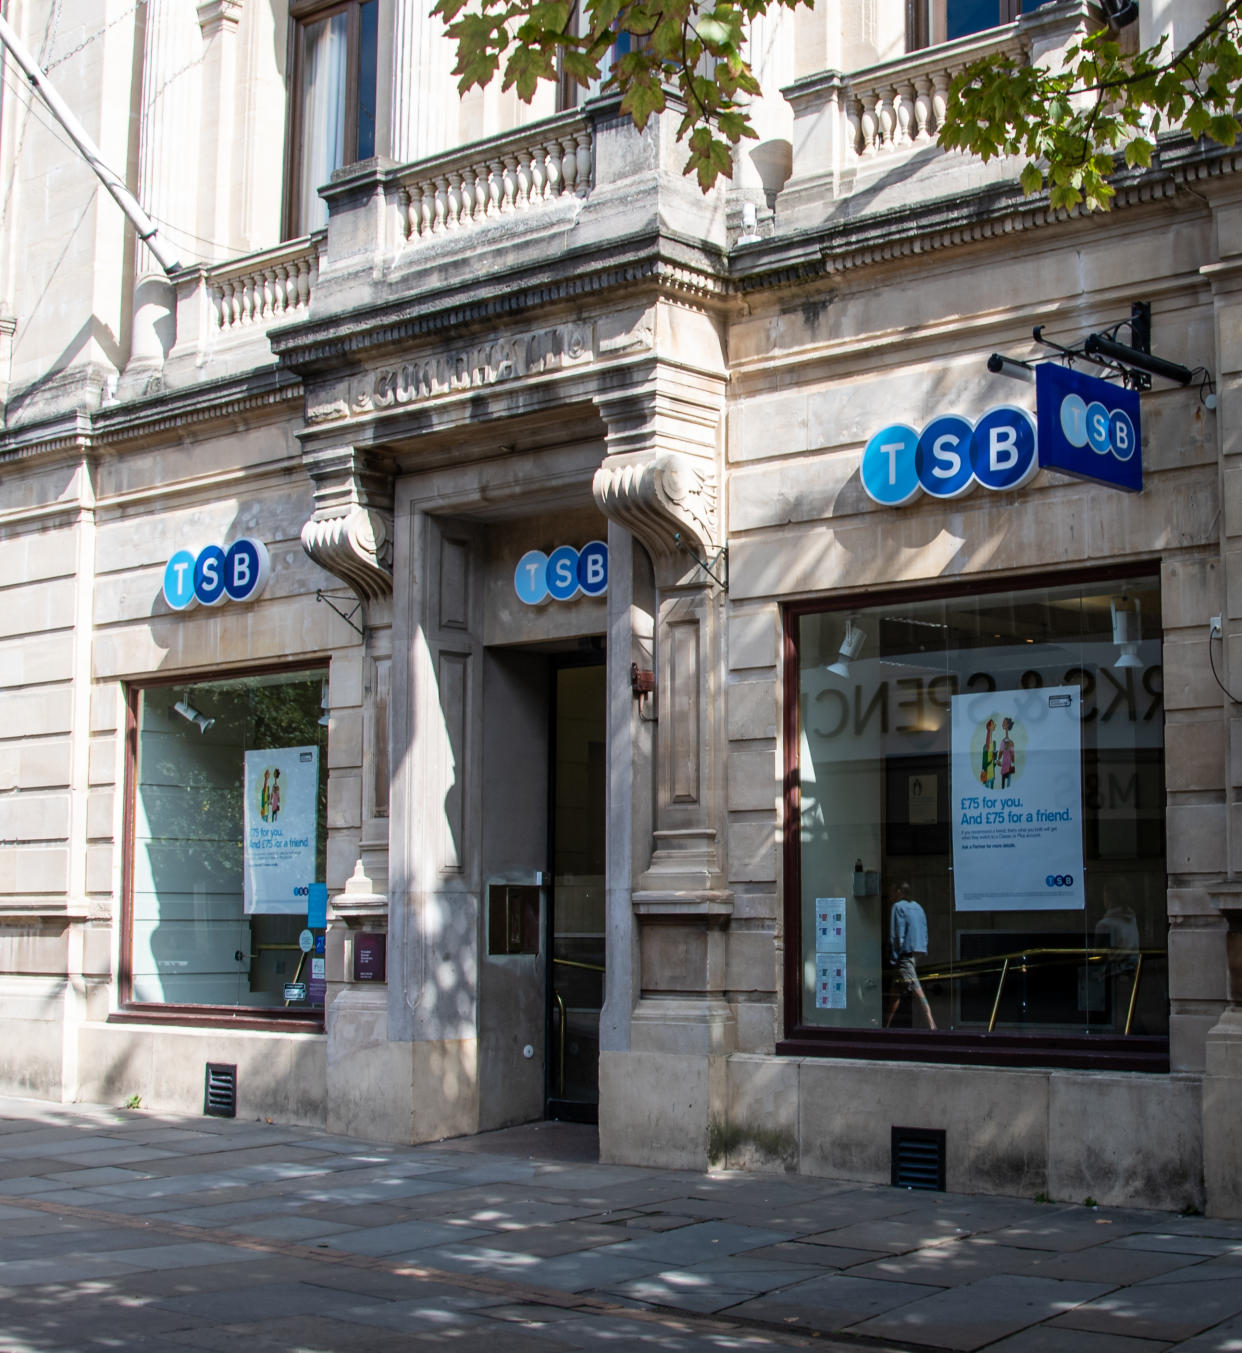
[0,1097,1240,1353]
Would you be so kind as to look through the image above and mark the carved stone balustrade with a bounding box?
[776,2,1093,220]
[394,111,593,243]
[844,28,1026,162]
[207,238,321,334]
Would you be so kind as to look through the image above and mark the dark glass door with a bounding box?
[546,661,606,1121]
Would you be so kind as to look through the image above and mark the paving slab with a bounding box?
[0,1095,1238,1353]
[728,1270,941,1330]
[1047,1276,1242,1343]
[851,1273,1114,1350]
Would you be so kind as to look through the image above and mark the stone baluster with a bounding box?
[559,136,578,197]
[576,131,592,194]
[844,96,861,160]
[472,164,489,222]
[528,148,546,204]
[432,177,448,233]
[892,84,912,148]
[515,153,533,208]
[501,155,518,211]
[931,69,949,145]
[445,172,463,228]
[542,142,560,202]
[397,186,413,240]
[875,90,895,152]
[297,257,313,308]
[857,94,878,156]
[912,74,933,142]
[487,160,504,216]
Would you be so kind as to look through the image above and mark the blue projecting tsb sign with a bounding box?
[1036,364,1141,494]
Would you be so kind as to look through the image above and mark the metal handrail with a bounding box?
[906,946,1163,1035]
[550,957,605,1097]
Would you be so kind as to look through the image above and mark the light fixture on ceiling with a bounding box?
[1111,596,1143,669]
[173,698,215,734]
[826,618,867,678]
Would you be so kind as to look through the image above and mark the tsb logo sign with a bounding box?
[163,539,271,611]
[1036,364,1142,494]
[862,406,1038,506]
[514,541,608,605]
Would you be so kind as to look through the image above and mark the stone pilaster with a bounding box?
[593,361,733,1066]
[300,445,395,603]
[121,0,203,393]
[1201,189,1242,1216]
[196,1,244,260]
[387,0,457,163]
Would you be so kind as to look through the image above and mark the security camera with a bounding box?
[1101,0,1139,26]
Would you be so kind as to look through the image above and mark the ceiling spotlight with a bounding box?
[826,619,867,679]
[173,699,215,734]
[1111,597,1143,669]
[987,353,1036,384]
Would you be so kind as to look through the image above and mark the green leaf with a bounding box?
[1020,162,1045,196]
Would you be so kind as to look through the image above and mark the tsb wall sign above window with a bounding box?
[862,370,1143,507]
[163,540,271,611]
[862,406,1038,506]
[514,541,608,605]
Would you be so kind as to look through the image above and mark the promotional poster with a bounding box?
[951,685,1085,911]
[243,746,319,915]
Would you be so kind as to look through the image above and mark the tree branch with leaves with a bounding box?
[437,1,1242,200]
[940,2,1242,211]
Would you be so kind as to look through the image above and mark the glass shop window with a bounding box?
[287,0,379,235]
[788,575,1167,1056]
[910,0,1060,48]
[126,669,329,1013]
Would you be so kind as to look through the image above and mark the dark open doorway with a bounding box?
[546,659,606,1122]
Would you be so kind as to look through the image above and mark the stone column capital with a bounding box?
[591,363,725,575]
[197,0,243,37]
[593,449,719,568]
[300,445,395,602]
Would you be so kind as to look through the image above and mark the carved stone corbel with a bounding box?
[592,450,719,571]
[300,446,394,602]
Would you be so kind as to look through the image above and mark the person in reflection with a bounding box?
[886,880,936,1029]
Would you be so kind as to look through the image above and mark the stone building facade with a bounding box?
[3,0,1241,1214]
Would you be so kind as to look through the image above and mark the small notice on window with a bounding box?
[243,746,319,915]
[908,774,938,825]
[816,956,847,1009]
[815,898,846,953]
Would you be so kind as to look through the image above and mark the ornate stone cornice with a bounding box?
[734,134,1242,296]
[593,450,718,564]
[270,233,728,372]
[0,371,302,469]
[300,445,394,601]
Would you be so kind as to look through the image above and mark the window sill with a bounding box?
[777,1029,1169,1073]
[109,1004,325,1034]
